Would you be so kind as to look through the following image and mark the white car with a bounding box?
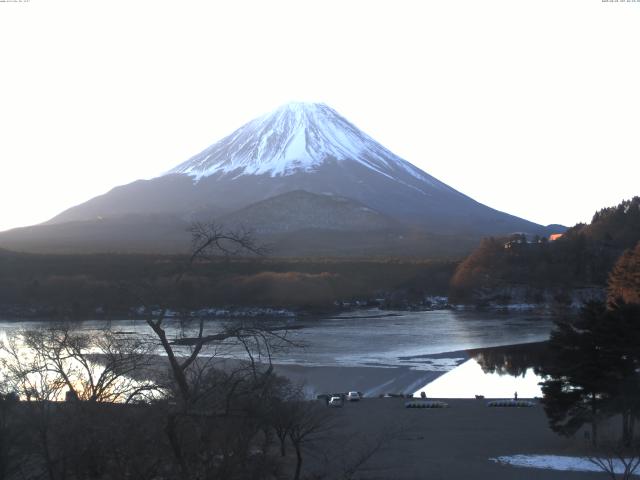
[328,396,343,407]
[346,391,361,402]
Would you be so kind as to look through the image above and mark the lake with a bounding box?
[0,309,554,397]
[0,308,553,367]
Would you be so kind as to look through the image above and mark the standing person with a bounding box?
[514,391,518,400]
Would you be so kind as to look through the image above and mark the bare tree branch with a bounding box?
[188,221,268,264]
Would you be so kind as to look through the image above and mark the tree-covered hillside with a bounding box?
[450,197,640,303]
[0,251,456,318]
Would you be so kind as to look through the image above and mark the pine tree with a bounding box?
[541,300,640,446]
[540,302,616,446]
[603,300,640,446]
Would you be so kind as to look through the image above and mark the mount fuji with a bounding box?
[170,102,443,183]
[0,102,558,256]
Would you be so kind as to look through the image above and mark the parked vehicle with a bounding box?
[346,391,361,401]
[328,396,344,407]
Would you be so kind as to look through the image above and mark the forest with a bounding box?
[449,197,640,304]
[0,247,456,318]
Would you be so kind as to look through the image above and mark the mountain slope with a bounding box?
[1,102,556,256]
[0,215,191,254]
[218,190,398,234]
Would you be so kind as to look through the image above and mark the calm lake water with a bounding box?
[274,309,553,368]
[0,309,553,368]
[0,310,552,398]
[0,310,553,398]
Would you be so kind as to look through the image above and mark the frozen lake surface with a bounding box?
[0,309,553,369]
[0,309,554,398]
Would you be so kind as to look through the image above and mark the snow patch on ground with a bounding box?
[491,454,640,476]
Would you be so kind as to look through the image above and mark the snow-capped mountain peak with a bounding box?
[168,102,431,183]
[10,103,555,256]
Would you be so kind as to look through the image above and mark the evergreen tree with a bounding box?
[541,300,640,446]
[540,302,615,446]
[603,300,640,445]
[449,197,640,304]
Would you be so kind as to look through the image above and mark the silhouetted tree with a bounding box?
[287,400,333,480]
[15,327,157,403]
[450,197,640,304]
[123,222,307,479]
[0,392,20,480]
[540,302,616,446]
[541,300,640,447]
[602,300,640,446]
[588,436,640,480]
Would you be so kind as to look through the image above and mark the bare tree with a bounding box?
[127,221,272,407]
[287,401,334,480]
[0,335,68,480]
[0,391,20,480]
[264,381,305,458]
[589,440,640,480]
[12,326,159,403]
[188,221,267,263]
[121,222,307,479]
[0,333,67,403]
[0,328,164,480]
[0,222,307,480]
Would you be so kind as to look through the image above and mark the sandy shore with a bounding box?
[272,363,444,397]
[93,352,450,398]
[306,397,600,480]
[272,348,473,397]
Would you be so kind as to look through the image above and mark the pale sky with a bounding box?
[1,0,638,233]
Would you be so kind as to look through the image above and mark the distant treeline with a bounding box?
[450,197,640,303]
[0,252,457,318]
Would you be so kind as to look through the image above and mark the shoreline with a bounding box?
[0,298,561,322]
[273,340,548,398]
[271,362,446,398]
[89,339,550,400]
